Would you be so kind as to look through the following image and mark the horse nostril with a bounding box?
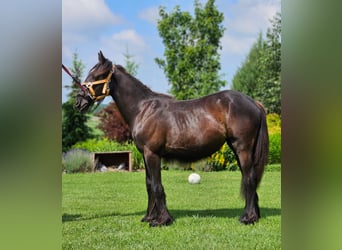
[74,99,80,109]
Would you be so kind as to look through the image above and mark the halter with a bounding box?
[82,66,115,102]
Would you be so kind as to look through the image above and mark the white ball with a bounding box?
[188,173,201,184]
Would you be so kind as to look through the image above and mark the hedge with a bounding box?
[207,113,281,170]
[268,132,281,164]
[71,113,280,171]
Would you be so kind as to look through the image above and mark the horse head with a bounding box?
[74,51,113,113]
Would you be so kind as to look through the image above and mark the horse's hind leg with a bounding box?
[230,142,260,224]
[141,157,154,223]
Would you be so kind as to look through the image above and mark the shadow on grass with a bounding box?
[62,207,280,223]
[171,207,280,219]
[62,211,144,223]
[62,213,82,222]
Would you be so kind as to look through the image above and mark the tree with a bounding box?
[258,12,281,114]
[96,49,138,143]
[232,13,281,114]
[122,46,139,77]
[62,52,93,152]
[155,0,226,100]
[232,33,265,97]
[97,103,131,143]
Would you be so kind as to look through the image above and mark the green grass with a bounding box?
[62,169,281,249]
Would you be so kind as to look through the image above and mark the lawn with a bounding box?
[62,168,281,249]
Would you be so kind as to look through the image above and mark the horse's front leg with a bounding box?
[143,147,173,227]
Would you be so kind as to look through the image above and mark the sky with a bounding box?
[62,0,280,103]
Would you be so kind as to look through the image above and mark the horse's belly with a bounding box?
[163,126,226,161]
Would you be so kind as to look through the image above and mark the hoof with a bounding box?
[149,220,160,227]
[239,214,259,225]
[149,217,173,227]
[141,215,154,223]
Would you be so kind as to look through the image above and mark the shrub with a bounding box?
[127,144,145,170]
[73,138,120,152]
[266,113,281,164]
[266,164,281,171]
[162,161,193,171]
[207,143,239,171]
[72,138,144,170]
[206,113,282,170]
[96,102,132,143]
[268,132,281,164]
[62,149,94,173]
[267,113,281,135]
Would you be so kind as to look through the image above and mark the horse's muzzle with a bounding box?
[74,91,94,113]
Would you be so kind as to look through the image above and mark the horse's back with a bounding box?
[133,90,262,161]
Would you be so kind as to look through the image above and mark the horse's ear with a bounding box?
[98,51,106,64]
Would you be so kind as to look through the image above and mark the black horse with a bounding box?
[74,51,269,226]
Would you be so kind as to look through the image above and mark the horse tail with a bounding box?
[253,101,269,185]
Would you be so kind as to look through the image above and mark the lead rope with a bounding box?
[62,64,88,93]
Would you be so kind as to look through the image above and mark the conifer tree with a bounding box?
[232,13,281,114]
[62,52,93,152]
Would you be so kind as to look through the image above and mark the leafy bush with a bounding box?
[62,149,94,173]
[207,143,238,171]
[268,132,281,164]
[267,113,281,135]
[72,138,144,170]
[266,113,281,164]
[162,161,193,171]
[73,138,120,152]
[96,102,132,143]
[266,164,281,171]
[206,113,282,170]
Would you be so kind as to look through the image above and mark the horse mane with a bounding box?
[115,64,174,99]
[115,64,129,74]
